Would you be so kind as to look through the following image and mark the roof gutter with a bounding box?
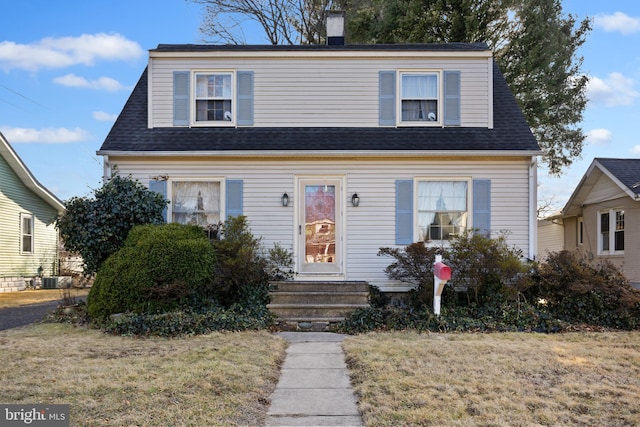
[97,149,543,158]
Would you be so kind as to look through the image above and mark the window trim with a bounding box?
[414,177,471,244]
[167,177,226,225]
[191,70,236,127]
[398,70,443,127]
[20,212,34,255]
[577,216,584,246]
[597,208,624,255]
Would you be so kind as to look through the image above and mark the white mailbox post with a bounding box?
[433,254,451,316]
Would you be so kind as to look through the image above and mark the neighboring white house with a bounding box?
[0,132,65,292]
[537,213,564,261]
[97,30,540,293]
[556,158,640,288]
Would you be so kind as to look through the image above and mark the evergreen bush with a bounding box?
[87,223,215,320]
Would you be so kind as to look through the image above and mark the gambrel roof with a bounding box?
[563,158,640,216]
[98,44,540,156]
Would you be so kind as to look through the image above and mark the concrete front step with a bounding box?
[270,280,369,293]
[268,303,369,319]
[270,291,369,305]
[268,281,370,322]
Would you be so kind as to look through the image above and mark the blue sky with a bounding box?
[1,1,639,212]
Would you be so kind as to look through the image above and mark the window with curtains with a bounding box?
[401,72,439,123]
[599,208,624,254]
[172,181,221,227]
[417,180,468,241]
[195,72,233,123]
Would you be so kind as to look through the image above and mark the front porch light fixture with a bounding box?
[281,192,290,207]
[351,193,360,207]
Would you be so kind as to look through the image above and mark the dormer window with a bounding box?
[379,70,459,127]
[401,73,439,123]
[173,70,253,127]
[195,72,234,123]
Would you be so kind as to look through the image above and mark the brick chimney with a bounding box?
[326,10,345,46]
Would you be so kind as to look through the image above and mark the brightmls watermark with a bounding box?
[1,405,69,426]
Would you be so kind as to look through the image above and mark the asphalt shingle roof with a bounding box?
[152,42,491,53]
[99,46,539,154]
[596,158,640,196]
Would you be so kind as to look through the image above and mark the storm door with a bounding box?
[297,178,343,275]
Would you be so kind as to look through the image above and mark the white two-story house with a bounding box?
[98,35,540,295]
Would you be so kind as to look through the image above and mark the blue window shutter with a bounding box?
[473,179,491,236]
[226,180,243,218]
[173,71,190,126]
[443,71,461,126]
[396,180,413,245]
[237,71,254,126]
[379,71,396,126]
[149,180,168,222]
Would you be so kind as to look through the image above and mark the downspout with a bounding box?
[529,156,538,260]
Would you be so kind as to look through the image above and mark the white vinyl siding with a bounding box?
[149,57,489,128]
[109,156,531,292]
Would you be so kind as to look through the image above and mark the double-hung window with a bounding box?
[195,72,234,123]
[401,72,439,123]
[171,180,222,227]
[21,213,34,254]
[417,180,469,242]
[599,208,624,254]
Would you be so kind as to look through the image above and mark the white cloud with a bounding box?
[0,33,143,72]
[54,73,126,91]
[585,128,613,145]
[0,126,91,144]
[587,73,640,107]
[93,111,118,122]
[594,12,640,35]
[631,145,640,155]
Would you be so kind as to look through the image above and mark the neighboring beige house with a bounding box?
[0,132,65,292]
[557,158,640,288]
[97,25,540,295]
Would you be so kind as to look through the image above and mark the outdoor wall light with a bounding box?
[281,192,290,207]
[351,193,360,207]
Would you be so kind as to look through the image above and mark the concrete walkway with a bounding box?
[265,332,363,427]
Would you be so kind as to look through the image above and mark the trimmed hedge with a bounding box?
[87,223,215,320]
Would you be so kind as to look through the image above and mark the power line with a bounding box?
[0,83,49,109]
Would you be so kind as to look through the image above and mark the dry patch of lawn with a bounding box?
[343,331,640,426]
[0,289,89,308]
[0,324,286,426]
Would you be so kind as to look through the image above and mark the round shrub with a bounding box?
[87,223,215,320]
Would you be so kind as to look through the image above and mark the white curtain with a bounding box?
[402,75,438,98]
[418,181,467,240]
[402,74,438,121]
[172,181,221,226]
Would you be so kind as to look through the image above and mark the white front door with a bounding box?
[297,177,343,275]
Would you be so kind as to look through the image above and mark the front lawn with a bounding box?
[0,324,286,426]
[343,331,640,426]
